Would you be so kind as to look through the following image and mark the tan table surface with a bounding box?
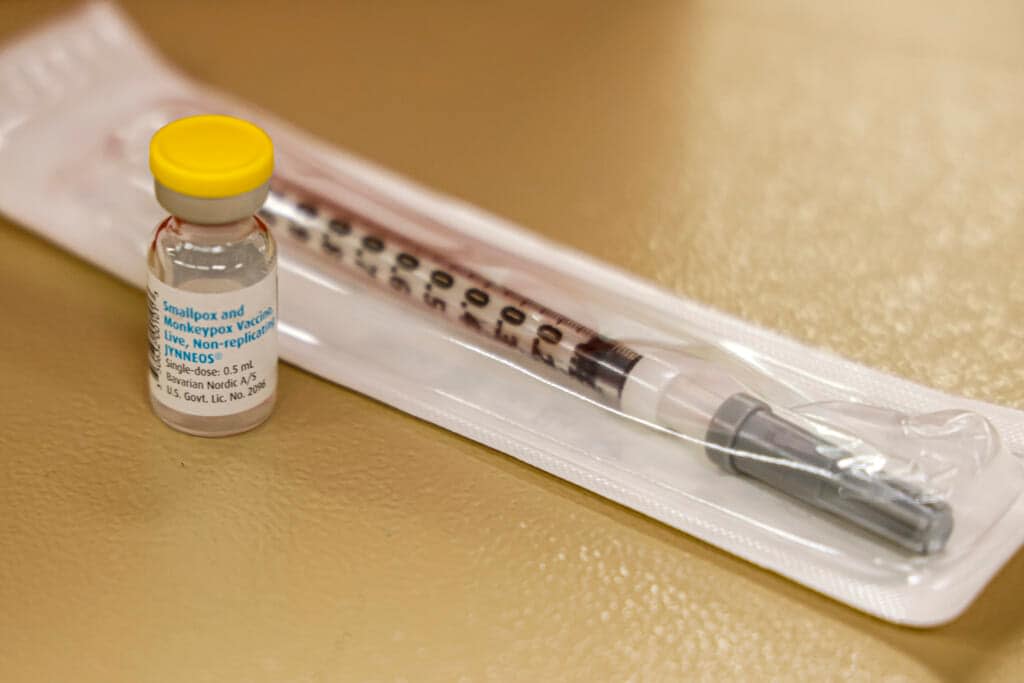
[3,1,1024,681]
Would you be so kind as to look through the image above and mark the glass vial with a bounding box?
[146,115,278,437]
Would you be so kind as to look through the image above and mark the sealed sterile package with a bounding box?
[2,2,1024,626]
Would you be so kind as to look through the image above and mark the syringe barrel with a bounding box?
[262,181,642,403]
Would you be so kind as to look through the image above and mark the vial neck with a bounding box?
[171,215,258,244]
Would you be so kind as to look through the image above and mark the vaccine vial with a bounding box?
[146,115,278,436]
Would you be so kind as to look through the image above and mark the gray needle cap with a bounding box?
[705,393,953,555]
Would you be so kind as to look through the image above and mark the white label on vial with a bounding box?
[147,271,277,417]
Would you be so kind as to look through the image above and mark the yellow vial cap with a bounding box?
[149,115,274,199]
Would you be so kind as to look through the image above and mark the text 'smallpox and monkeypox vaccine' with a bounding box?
[146,115,278,436]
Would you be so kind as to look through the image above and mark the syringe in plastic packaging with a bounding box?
[259,179,953,555]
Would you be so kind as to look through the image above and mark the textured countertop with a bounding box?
[2,1,1023,680]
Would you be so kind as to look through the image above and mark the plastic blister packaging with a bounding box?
[2,2,1024,625]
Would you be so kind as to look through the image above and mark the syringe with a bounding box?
[259,179,953,555]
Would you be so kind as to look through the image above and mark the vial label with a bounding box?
[147,271,277,417]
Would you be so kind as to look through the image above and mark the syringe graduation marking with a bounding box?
[261,182,641,402]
